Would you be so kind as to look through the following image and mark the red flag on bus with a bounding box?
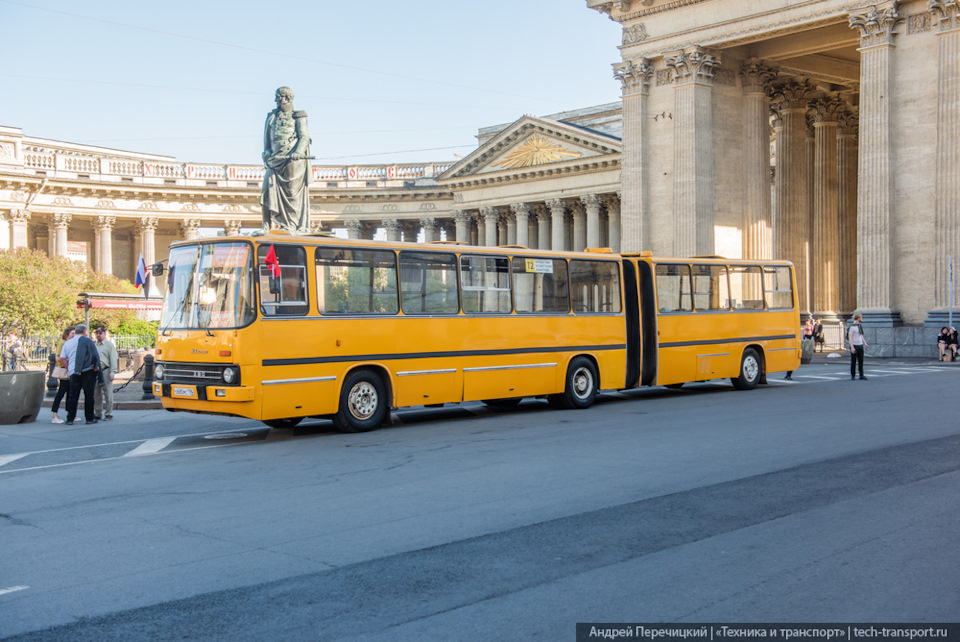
[264,244,281,278]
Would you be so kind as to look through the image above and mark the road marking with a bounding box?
[0,586,29,596]
[123,437,177,457]
[0,454,28,468]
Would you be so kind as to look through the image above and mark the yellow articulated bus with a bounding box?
[151,231,801,432]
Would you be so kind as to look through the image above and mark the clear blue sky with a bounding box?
[0,1,622,166]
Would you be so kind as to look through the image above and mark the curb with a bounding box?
[41,398,163,411]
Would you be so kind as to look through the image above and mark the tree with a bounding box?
[0,248,142,337]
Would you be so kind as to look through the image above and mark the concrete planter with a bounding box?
[0,370,45,424]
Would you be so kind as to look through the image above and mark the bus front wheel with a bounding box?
[732,348,762,390]
[559,357,599,409]
[334,370,388,433]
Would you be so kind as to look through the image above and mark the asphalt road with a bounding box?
[1,361,958,640]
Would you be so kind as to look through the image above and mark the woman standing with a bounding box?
[51,326,75,424]
[848,313,868,380]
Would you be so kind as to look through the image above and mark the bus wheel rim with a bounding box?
[743,356,759,382]
[348,382,378,420]
[573,367,593,399]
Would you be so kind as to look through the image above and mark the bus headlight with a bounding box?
[222,366,237,384]
[154,364,164,380]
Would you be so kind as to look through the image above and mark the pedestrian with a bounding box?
[62,324,101,425]
[51,326,76,424]
[4,331,23,370]
[848,313,868,380]
[813,317,825,352]
[93,327,118,421]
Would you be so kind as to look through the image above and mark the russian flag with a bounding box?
[135,252,147,289]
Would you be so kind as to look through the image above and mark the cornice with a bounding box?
[441,157,620,191]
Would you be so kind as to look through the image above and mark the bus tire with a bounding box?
[560,357,599,409]
[732,348,762,390]
[334,369,388,433]
[263,417,303,429]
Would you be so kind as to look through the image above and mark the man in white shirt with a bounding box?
[847,313,868,380]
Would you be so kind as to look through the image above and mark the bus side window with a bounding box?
[257,245,308,316]
[512,257,569,313]
[315,248,399,315]
[728,265,765,309]
[570,260,622,313]
[692,264,729,311]
[399,251,459,314]
[763,266,795,310]
[655,264,692,313]
[460,255,511,313]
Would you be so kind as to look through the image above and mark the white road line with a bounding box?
[123,437,177,457]
[0,453,28,468]
[796,374,847,380]
[0,586,29,597]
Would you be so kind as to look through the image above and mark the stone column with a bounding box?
[180,218,201,240]
[603,194,622,253]
[453,210,472,244]
[581,194,602,249]
[740,59,777,261]
[49,213,70,258]
[224,220,242,237]
[810,96,843,316]
[480,207,498,247]
[95,215,116,275]
[345,220,364,240]
[383,219,402,243]
[504,212,517,246]
[849,3,904,325]
[512,203,530,247]
[667,47,719,257]
[420,217,438,243]
[535,205,551,251]
[0,211,9,251]
[136,217,159,267]
[10,210,29,249]
[571,200,587,252]
[402,221,419,243]
[771,80,817,313]
[837,108,859,314]
[929,0,960,324]
[547,199,567,251]
[613,58,653,252]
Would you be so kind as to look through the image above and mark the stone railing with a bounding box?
[18,143,455,188]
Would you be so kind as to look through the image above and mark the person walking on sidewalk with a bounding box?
[848,313,868,380]
[62,324,101,425]
[51,326,75,424]
[93,327,117,421]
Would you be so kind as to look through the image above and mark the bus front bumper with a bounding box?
[154,382,255,402]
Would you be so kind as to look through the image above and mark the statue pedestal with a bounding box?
[0,370,45,424]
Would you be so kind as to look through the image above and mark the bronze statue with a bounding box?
[260,86,312,234]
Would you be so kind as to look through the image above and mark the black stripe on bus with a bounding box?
[262,344,627,367]
[659,334,797,348]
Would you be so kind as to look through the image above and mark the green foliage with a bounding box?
[0,248,143,337]
[113,317,159,337]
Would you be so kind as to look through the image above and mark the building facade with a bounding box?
[588,0,960,355]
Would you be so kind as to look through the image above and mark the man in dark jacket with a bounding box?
[65,324,101,425]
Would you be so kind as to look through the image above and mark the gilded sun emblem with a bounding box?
[494,135,583,169]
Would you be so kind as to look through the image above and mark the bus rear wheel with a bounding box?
[732,348,762,390]
[559,357,599,409]
[334,369,388,433]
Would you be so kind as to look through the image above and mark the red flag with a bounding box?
[264,244,281,278]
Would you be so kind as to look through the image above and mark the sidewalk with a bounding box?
[41,370,162,411]
[805,348,960,366]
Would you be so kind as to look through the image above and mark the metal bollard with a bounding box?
[142,353,156,400]
[46,353,59,398]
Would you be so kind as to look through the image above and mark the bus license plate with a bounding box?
[173,386,196,398]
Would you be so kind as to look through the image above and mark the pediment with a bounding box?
[439,115,621,182]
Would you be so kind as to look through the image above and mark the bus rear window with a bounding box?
[655,264,693,313]
[570,260,621,313]
[764,266,795,310]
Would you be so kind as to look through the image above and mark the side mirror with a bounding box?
[151,263,164,277]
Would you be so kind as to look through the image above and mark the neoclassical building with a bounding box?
[1,0,958,356]
[588,0,960,352]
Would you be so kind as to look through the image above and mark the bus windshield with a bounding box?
[160,242,256,330]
